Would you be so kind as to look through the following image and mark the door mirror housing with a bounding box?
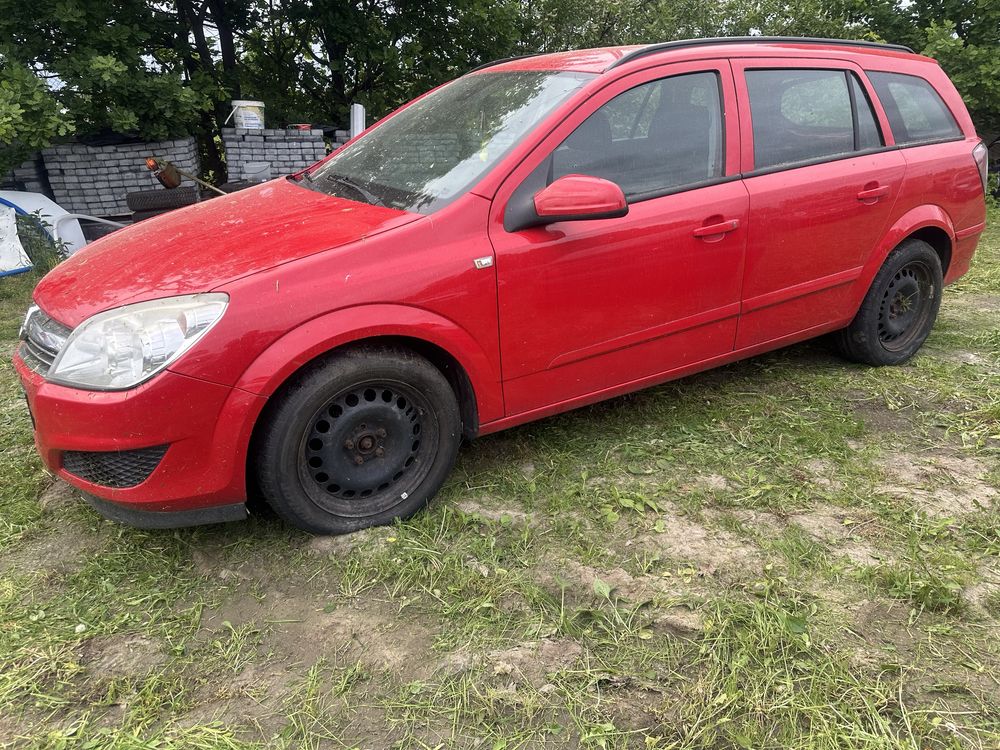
[532,175,628,225]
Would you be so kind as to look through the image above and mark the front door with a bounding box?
[489,61,749,416]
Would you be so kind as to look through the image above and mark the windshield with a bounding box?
[305,71,595,214]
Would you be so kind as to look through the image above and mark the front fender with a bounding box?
[849,204,955,311]
[233,303,504,425]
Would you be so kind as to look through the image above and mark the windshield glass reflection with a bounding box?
[307,71,595,214]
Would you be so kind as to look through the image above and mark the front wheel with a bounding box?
[256,347,461,534]
[833,239,943,366]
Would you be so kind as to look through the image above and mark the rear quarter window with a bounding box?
[867,72,962,145]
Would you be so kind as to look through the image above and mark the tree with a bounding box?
[1,0,995,181]
[238,0,528,126]
[0,0,217,141]
[839,0,999,135]
[0,60,72,173]
[924,22,1000,138]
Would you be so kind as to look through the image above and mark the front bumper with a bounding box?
[15,350,266,521]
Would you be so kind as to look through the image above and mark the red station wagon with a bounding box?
[16,37,989,534]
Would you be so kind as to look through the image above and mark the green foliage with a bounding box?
[0,0,216,154]
[239,0,529,126]
[923,21,1000,136]
[15,213,64,273]
[0,0,996,178]
[0,61,72,173]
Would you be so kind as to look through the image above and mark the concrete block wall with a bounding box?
[223,128,328,181]
[1,155,51,197]
[42,138,199,217]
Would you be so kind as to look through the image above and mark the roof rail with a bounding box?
[469,53,543,74]
[606,36,915,70]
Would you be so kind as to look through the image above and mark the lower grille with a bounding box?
[62,446,168,488]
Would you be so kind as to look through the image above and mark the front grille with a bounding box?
[62,445,168,488]
[19,341,54,375]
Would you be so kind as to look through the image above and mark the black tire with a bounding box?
[130,209,173,223]
[255,347,462,534]
[126,187,199,212]
[833,239,943,366]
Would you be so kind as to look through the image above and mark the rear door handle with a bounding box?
[692,219,740,239]
[857,185,890,202]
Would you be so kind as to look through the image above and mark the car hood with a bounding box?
[33,178,418,327]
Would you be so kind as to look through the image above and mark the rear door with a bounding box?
[732,58,906,349]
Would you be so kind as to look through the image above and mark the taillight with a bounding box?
[972,141,988,194]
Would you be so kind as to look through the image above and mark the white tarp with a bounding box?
[0,190,88,254]
[0,205,32,277]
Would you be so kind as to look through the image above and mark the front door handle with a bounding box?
[857,185,890,203]
[692,219,740,239]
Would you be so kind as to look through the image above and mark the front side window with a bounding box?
[305,71,595,214]
[549,71,724,199]
[867,71,961,145]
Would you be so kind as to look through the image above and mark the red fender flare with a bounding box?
[849,204,955,311]
[234,303,503,423]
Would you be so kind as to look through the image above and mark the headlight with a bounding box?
[48,294,228,390]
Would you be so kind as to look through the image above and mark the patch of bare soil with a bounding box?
[945,350,995,367]
[965,561,1000,616]
[489,638,583,689]
[179,662,299,738]
[791,507,889,567]
[0,520,102,577]
[686,473,730,493]
[848,394,914,434]
[79,634,167,680]
[798,458,845,493]
[453,497,536,526]
[0,713,32,745]
[200,587,445,680]
[877,451,998,517]
[303,525,394,557]
[37,480,79,514]
[177,587,463,742]
[533,559,663,603]
[846,598,919,667]
[945,292,1000,316]
[637,515,764,576]
[963,581,1000,616]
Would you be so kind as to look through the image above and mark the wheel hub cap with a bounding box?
[304,386,423,501]
[877,262,933,351]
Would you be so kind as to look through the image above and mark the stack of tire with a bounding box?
[127,182,252,223]
[127,187,202,223]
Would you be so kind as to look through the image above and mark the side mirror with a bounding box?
[532,174,628,225]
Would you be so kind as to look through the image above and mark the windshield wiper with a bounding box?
[324,174,385,207]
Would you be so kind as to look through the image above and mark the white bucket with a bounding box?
[230,100,265,130]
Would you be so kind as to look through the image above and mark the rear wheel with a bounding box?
[256,347,461,534]
[833,239,942,366]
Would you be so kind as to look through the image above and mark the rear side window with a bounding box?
[746,69,884,170]
[867,71,961,145]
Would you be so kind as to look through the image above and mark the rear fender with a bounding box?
[849,204,955,311]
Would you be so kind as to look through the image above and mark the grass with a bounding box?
[0,215,998,748]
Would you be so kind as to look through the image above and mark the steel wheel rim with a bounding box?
[296,379,438,518]
[877,260,934,353]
